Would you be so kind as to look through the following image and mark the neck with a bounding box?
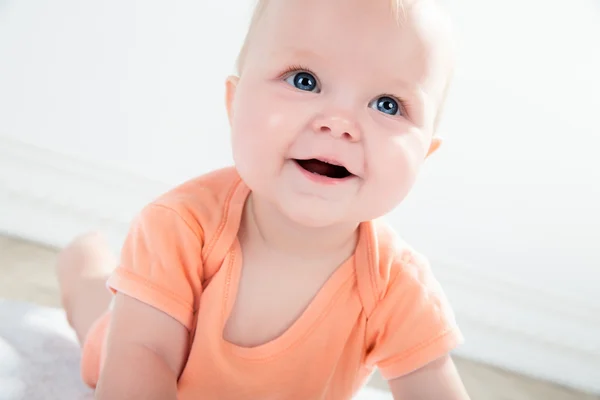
[243,193,359,260]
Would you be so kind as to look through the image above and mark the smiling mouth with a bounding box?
[294,159,353,179]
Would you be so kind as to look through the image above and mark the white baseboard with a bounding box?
[0,135,169,251]
[435,262,600,394]
[1,135,598,394]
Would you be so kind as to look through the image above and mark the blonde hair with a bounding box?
[235,0,411,74]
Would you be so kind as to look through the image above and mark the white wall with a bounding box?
[1,0,599,394]
[402,0,600,296]
[0,0,253,182]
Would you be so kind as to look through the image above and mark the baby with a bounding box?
[57,0,469,398]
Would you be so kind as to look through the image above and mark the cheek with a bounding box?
[230,81,310,165]
[231,86,278,164]
[368,134,427,204]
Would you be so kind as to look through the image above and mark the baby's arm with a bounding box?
[94,293,189,400]
[365,239,469,399]
[388,355,470,400]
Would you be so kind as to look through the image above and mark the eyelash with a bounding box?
[279,64,410,117]
[280,64,319,81]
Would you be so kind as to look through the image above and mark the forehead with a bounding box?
[248,0,452,96]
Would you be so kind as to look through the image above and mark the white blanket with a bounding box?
[0,300,391,400]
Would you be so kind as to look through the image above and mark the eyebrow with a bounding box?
[387,76,426,105]
[274,48,421,89]
[269,47,326,64]
[390,75,422,93]
[276,47,422,88]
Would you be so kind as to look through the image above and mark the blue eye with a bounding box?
[371,96,401,116]
[286,72,318,92]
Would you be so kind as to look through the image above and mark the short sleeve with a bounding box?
[106,203,204,331]
[365,252,463,381]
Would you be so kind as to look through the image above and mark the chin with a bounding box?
[282,208,332,228]
[279,202,348,228]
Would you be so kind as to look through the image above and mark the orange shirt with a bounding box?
[82,167,463,399]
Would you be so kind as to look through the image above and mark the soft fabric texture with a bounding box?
[0,300,93,400]
[0,300,392,400]
[83,167,462,399]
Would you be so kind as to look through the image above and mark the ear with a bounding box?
[225,75,240,126]
[426,137,443,158]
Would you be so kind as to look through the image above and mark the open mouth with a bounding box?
[294,159,353,179]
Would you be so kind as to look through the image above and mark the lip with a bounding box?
[292,159,356,186]
[314,157,344,167]
[295,155,360,177]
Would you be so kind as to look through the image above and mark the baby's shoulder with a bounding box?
[366,219,440,305]
[146,166,244,238]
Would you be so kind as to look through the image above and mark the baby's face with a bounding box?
[228,0,452,227]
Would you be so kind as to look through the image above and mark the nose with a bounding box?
[312,114,361,142]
